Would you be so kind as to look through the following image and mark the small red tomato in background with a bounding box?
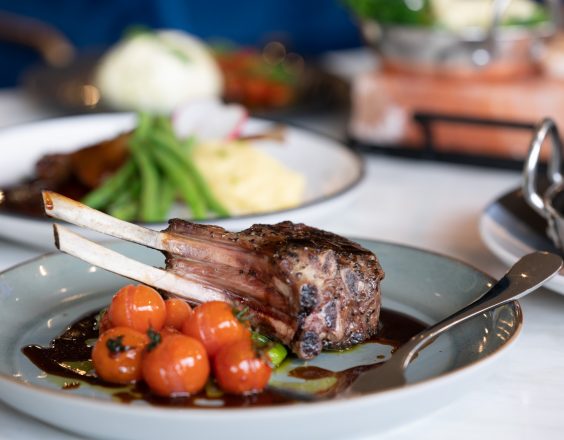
[142,334,210,397]
[108,284,166,333]
[164,298,192,330]
[181,301,250,358]
[214,339,272,395]
[92,326,148,384]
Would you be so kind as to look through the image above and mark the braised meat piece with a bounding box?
[0,133,129,217]
[162,220,384,359]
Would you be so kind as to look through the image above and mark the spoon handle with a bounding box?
[349,251,562,395]
[401,251,562,368]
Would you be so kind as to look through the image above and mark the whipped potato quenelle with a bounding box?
[96,30,223,113]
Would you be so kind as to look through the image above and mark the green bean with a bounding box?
[153,119,196,154]
[151,119,225,215]
[83,112,228,222]
[108,199,139,221]
[155,115,174,134]
[158,175,177,219]
[81,113,152,211]
[130,112,163,221]
[134,112,153,139]
[150,147,207,219]
[108,179,141,221]
[129,139,161,222]
[110,176,141,205]
[81,160,136,209]
[150,130,229,216]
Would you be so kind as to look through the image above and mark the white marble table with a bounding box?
[1,89,563,440]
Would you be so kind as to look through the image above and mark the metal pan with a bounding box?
[359,0,559,79]
[523,118,564,250]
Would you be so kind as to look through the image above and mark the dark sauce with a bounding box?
[22,308,426,407]
[286,309,426,397]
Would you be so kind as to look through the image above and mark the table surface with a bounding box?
[1,88,563,440]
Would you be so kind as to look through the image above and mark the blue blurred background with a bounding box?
[0,0,363,88]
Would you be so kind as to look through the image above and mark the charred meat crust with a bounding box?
[162,220,384,359]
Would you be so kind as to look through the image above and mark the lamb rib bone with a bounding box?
[43,191,291,314]
[53,224,227,304]
[42,191,244,268]
[43,190,162,248]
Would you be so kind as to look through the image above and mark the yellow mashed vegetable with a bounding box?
[192,141,306,215]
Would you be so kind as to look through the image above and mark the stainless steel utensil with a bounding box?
[359,0,559,79]
[348,251,562,395]
[523,118,564,250]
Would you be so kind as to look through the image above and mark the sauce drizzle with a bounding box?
[22,308,426,407]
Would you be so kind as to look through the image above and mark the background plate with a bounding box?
[480,187,564,295]
[0,239,521,439]
[0,113,363,249]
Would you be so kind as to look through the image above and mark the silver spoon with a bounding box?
[273,251,562,400]
[349,251,562,395]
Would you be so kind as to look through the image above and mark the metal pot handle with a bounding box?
[0,12,75,67]
[523,118,564,217]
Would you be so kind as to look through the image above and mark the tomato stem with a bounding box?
[146,328,162,352]
[106,335,130,354]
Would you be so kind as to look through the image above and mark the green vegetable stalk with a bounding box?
[150,147,207,219]
[252,332,288,367]
[81,160,136,209]
[80,112,230,222]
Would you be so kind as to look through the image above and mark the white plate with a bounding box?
[480,188,564,294]
[0,114,363,249]
[0,239,522,440]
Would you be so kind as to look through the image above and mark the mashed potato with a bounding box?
[192,141,305,215]
[96,30,223,113]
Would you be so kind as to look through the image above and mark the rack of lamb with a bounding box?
[43,191,384,359]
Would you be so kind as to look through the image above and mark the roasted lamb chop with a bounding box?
[43,191,384,359]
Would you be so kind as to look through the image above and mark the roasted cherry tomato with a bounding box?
[164,298,192,330]
[107,284,166,333]
[181,301,250,358]
[92,326,148,384]
[142,334,210,397]
[214,339,272,394]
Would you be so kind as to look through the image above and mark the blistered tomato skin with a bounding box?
[181,301,250,358]
[107,284,166,333]
[214,339,272,395]
[92,326,149,384]
[159,326,181,339]
[164,298,192,330]
[142,334,210,397]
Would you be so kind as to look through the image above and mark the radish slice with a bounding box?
[173,99,248,141]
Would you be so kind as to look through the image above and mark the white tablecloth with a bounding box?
[1,89,563,440]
